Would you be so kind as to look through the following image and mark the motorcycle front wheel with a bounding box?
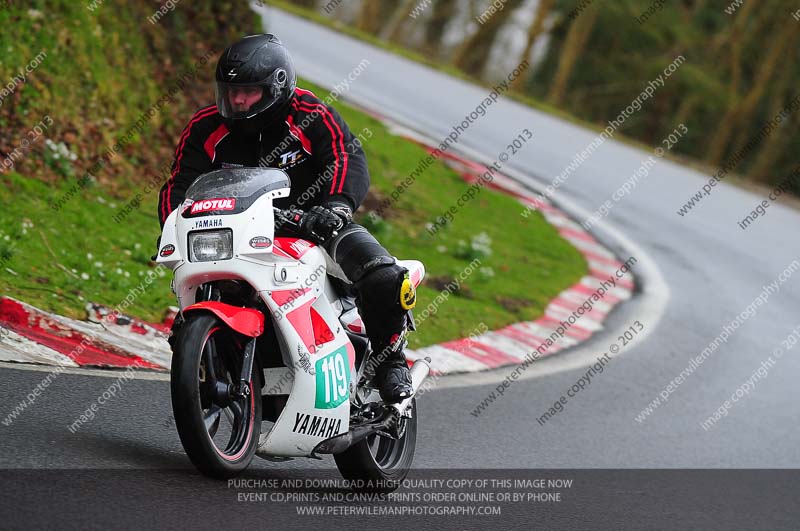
[170,313,261,479]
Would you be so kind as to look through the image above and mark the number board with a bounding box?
[314,346,350,409]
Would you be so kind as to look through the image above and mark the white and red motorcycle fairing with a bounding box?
[157,168,428,480]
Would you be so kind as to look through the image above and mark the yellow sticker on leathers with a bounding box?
[400,277,416,310]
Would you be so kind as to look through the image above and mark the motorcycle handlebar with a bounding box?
[273,206,304,232]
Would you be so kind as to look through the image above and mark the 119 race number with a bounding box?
[315,348,349,409]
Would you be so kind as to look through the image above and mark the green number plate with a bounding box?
[314,346,350,409]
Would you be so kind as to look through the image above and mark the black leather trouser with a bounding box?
[320,223,409,352]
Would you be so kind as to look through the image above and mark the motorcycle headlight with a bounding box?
[188,230,233,262]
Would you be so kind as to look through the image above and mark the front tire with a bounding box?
[170,313,261,479]
[333,398,417,491]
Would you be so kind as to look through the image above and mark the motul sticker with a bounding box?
[159,244,175,257]
[189,198,236,214]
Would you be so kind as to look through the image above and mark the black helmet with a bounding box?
[215,34,296,135]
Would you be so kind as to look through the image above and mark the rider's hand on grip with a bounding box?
[296,206,345,244]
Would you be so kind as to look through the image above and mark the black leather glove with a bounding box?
[298,202,352,244]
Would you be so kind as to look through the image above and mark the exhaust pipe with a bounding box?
[313,357,432,455]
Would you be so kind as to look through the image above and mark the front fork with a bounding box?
[236,338,256,398]
[196,281,257,399]
[200,331,256,408]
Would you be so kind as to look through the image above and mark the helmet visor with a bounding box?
[215,68,289,119]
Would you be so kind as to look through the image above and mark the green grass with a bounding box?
[0,79,586,347]
[0,171,169,323]
[0,0,261,323]
[0,2,258,190]
[318,83,587,347]
[0,2,158,139]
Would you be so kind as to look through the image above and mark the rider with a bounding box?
[157,34,415,403]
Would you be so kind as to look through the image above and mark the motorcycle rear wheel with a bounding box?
[170,313,261,479]
[333,398,417,491]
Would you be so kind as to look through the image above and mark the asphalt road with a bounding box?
[255,7,800,468]
[2,6,799,529]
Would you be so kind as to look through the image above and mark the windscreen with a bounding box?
[182,168,290,217]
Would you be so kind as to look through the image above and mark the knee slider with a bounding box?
[355,263,416,312]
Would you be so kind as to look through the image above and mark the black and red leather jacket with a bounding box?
[157,87,369,228]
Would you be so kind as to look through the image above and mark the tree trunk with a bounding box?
[546,5,599,106]
[744,37,798,182]
[452,0,525,78]
[673,96,698,133]
[704,1,765,165]
[376,0,419,43]
[422,0,457,55]
[708,0,757,57]
[510,0,555,92]
[357,0,397,35]
[706,14,793,166]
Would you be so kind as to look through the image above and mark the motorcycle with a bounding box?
[156,167,430,488]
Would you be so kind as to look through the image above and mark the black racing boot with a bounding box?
[371,334,413,404]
